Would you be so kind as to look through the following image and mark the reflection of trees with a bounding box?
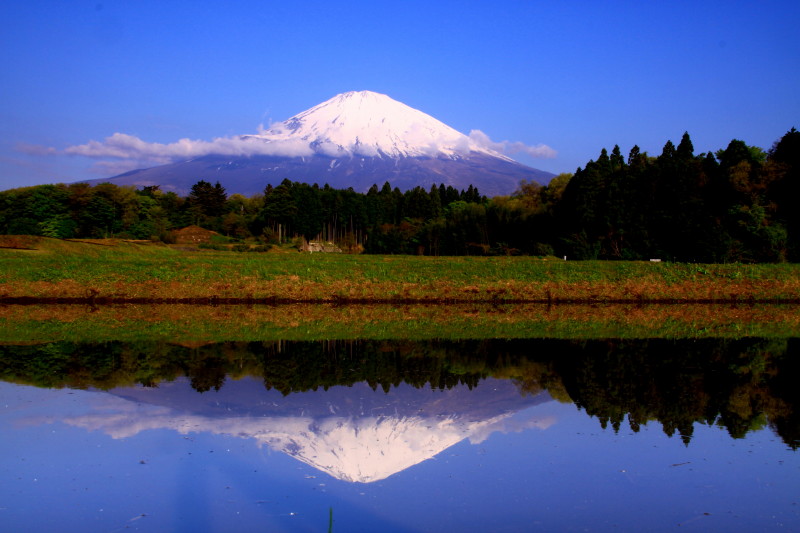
[764,338,800,449]
[550,339,788,445]
[0,337,797,449]
[183,344,228,393]
[254,340,486,394]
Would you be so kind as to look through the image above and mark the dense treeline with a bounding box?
[1,128,797,261]
[559,128,800,262]
[1,337,797,448]
[0,177,489,254]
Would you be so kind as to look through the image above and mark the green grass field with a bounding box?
[2,236,800,302]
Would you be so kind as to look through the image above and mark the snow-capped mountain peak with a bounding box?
[251,90,510,160]
[98,91,555,196]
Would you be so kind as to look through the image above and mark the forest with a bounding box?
[1,128,798,262]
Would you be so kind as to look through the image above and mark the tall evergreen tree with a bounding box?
[676,132,695,160]
[187,180,227,227]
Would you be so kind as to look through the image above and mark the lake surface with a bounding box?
[1,337,799,532]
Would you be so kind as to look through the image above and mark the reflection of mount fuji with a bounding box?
[70,378,553,483]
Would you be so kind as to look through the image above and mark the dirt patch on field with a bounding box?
[172,225,220,244]
[0,235,39,249]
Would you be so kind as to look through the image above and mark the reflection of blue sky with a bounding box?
[2,380,799,532]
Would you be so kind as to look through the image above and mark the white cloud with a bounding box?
[312,140,349,157]
[469,129,557,159]
[16,125,557,174]
[60,132,315,163]
[14,142,58,156]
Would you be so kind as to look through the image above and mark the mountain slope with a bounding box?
[92,91,554,197]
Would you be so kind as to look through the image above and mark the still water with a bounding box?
[1,338,798,532]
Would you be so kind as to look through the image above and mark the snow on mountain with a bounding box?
[93,91,554,196]
[246,90,514,161]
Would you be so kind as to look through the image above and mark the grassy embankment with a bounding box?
[3,303,800,342]
[2,235,800,303]
[1,236,800,341]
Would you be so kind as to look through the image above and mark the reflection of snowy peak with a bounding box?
[261,412,538,483]
[63,379,553,483]
[248,90,508,160]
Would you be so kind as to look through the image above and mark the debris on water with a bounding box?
[678,513,711,526]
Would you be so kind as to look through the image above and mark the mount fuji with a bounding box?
[92,91,554,197]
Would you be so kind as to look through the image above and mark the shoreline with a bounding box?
[3,301,799,342]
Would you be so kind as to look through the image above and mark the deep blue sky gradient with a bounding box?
[1,0,798,190]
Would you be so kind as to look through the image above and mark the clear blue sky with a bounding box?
[1,0,798,191]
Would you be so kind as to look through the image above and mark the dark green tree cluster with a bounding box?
[0,177,498,253]
[557,128,800,262]
[250,179,491,253]
[0,182,187,240]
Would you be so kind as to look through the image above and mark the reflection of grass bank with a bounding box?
[1,303,799,342]
[2,236,800,303]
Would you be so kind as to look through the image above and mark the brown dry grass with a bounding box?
[3,277,800,303]
[2,302,799,342]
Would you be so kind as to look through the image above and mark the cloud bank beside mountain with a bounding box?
[20,129,555,168]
